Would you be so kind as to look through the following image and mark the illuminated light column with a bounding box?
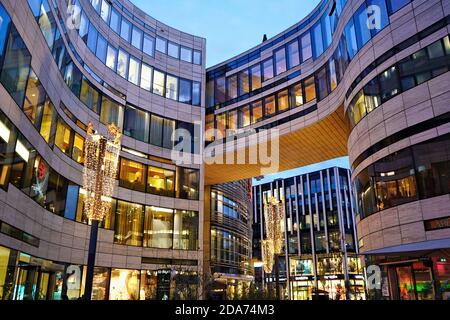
[83,123,121,300]
[262,197,285,300]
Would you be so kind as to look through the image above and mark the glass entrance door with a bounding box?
[13,266,54,300]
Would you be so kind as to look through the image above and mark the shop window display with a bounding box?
[109,269,140,300]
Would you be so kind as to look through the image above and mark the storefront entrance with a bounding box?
[13,265,55,300]
[393,262,435,300]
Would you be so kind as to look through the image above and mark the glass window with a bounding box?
[155,37,167,53]
[165,75,178,100]
[28,0,41,17]
[238,105,251,128]
[321,14,332,48]
[45,170,68,216]
[367,0,389,36]
[30,156,49,206]
[55,119,73,155]
[140,63,152,91]
[251,100,263,123]
[301,33,312,62]
[23,70,46,126]
[329,59,338,91]
[168,42,179,59]
[192,82,201,106]
[316,66,329,101]
[38,0,56,49]
[355,4,372,49]
[379,66,400,102]
[109,8,121,33]
[120,18,131,41]
[228,109,238,131]
[238,70,250,96]
[179,79,192,104]
[114,201,144,246]
[226,74,238,100]
[144,206,174,249]
[413,135,450,199]
[128,56,140,85]
[100,97,124,127]
[291,83,303,107]
[344,20,358,59]
[263,59,274,81]
[152,70,165,96]
[109,269,140,300]
[100,0,110,22]
[95,34,107,63]
[120,158,146,192]
[80,78,100,113]
[0,27,32,106]
[304,76,316,102]
[312,22,324,58]
[373,149,417,211]
[264,95,276,116]
[117,49,129,79]
[143,34,155,57]
[105,45,117,70]
[363,78,381,114]
[79,12,89,40]
[64,62,83,97]
[131,26,143,49]
[215,76,226,104]
[150,114,163,147]
[180,47,192,63]
[72,133,84,164]
[193,50,202,65]
[444,36,450,55]
[387,0,410,14]
[287,40,300,69]
[163,118,175,150]
[173,210,198,250]
[86,24,98,53]
[123,105,150,143]
[176,167,199,200]
[147,167,175,197]
[349,90,367,126]
[277,89,289,112]
[250,64,262,91]
[216,113,226,138]
[275,47,287,75]
[39,99,55,144]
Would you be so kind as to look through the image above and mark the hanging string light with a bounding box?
[83,123,121,222]
[262,197,285,274]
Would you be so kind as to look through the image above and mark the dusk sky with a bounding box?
[131,0,321,67]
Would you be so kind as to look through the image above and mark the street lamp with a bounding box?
[83,123,121,300]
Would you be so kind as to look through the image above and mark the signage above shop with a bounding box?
[424,216,450,231]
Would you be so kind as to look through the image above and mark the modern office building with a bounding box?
[0,0,206,300]
[205,0,450,300]
[0,0,449,300]
[207,179,254,299]
[252,167,365,300]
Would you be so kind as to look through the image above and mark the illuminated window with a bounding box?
[291,83,303,107]
[119,158,146,192]
[144,206,174,249]
[250,64,262,90]
[304,76,316,102]
[114,201,144,246]
[109,269,140,300]
[152,70,165,96]
[140,63,152,91]
[238,105,251,128]
[55,119,73,155]
[39,99,55,144]
[72,133,84,164]
[251,100,263,123]
[277,89,289,112]
[117,49,129,79]
[165,75,178,100]
[147,167,175,197]
[128,56,140,85]
[264,95,276,116]
[100,97,124,128]
[173,210,199,250]
[23,70,46,126]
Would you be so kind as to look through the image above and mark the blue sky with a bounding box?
[131,0,321,67]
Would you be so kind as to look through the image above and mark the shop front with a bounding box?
[363,240,450,300]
